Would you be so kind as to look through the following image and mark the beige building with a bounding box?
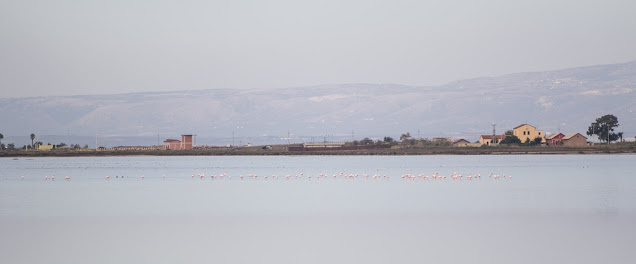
[452,139,470,147]
[479,135,507,146]
[37,144,54,151]
[562,133,587,147]
[513,124,545,143]
[453,139,480,147]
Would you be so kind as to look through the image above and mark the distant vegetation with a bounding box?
[587,114,622,143]
[0,114,633,156]
[345,132,452,147]
[1,143,635,157]
[499,136,521,145]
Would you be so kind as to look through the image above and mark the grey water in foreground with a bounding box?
[1,155,635,264]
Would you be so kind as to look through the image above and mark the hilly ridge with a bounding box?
[1,61,635,147]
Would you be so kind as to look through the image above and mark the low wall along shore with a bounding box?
[1,144,635,157]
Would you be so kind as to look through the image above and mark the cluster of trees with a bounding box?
[350,136,397,146]
[0,132,88,151]
[399,133,453,146]
[586,114,623,143]
[346,114,627,148]
[498,136,543,146]
[0,132,33,150]
[347,132,452,147]
[347,133,413,146]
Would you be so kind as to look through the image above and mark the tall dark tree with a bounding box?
[586,114,620,143]
[360,137,373,145]
[30,133,35,149]
[0,133,3,149]
[400,132,411,142]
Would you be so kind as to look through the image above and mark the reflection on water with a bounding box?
[1,155,635,263]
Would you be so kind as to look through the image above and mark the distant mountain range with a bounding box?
[2,61,635,147]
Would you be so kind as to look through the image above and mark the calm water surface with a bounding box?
[1,155,635,263]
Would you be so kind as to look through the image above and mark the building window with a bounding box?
[538,132,541,135]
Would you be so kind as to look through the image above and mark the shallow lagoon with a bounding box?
[1,155,635,263]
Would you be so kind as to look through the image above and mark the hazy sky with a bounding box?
[1,0,635,98]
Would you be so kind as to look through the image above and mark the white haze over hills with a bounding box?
[1,61,635,147]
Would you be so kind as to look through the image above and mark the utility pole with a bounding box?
[492,123,497,144]
[232,131,235,147]
[592,123,601,143]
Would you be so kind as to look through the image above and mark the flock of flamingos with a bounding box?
[21,171,512,181]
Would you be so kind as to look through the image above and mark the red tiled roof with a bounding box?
[480,135,508,139]
[546,133,564,140]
